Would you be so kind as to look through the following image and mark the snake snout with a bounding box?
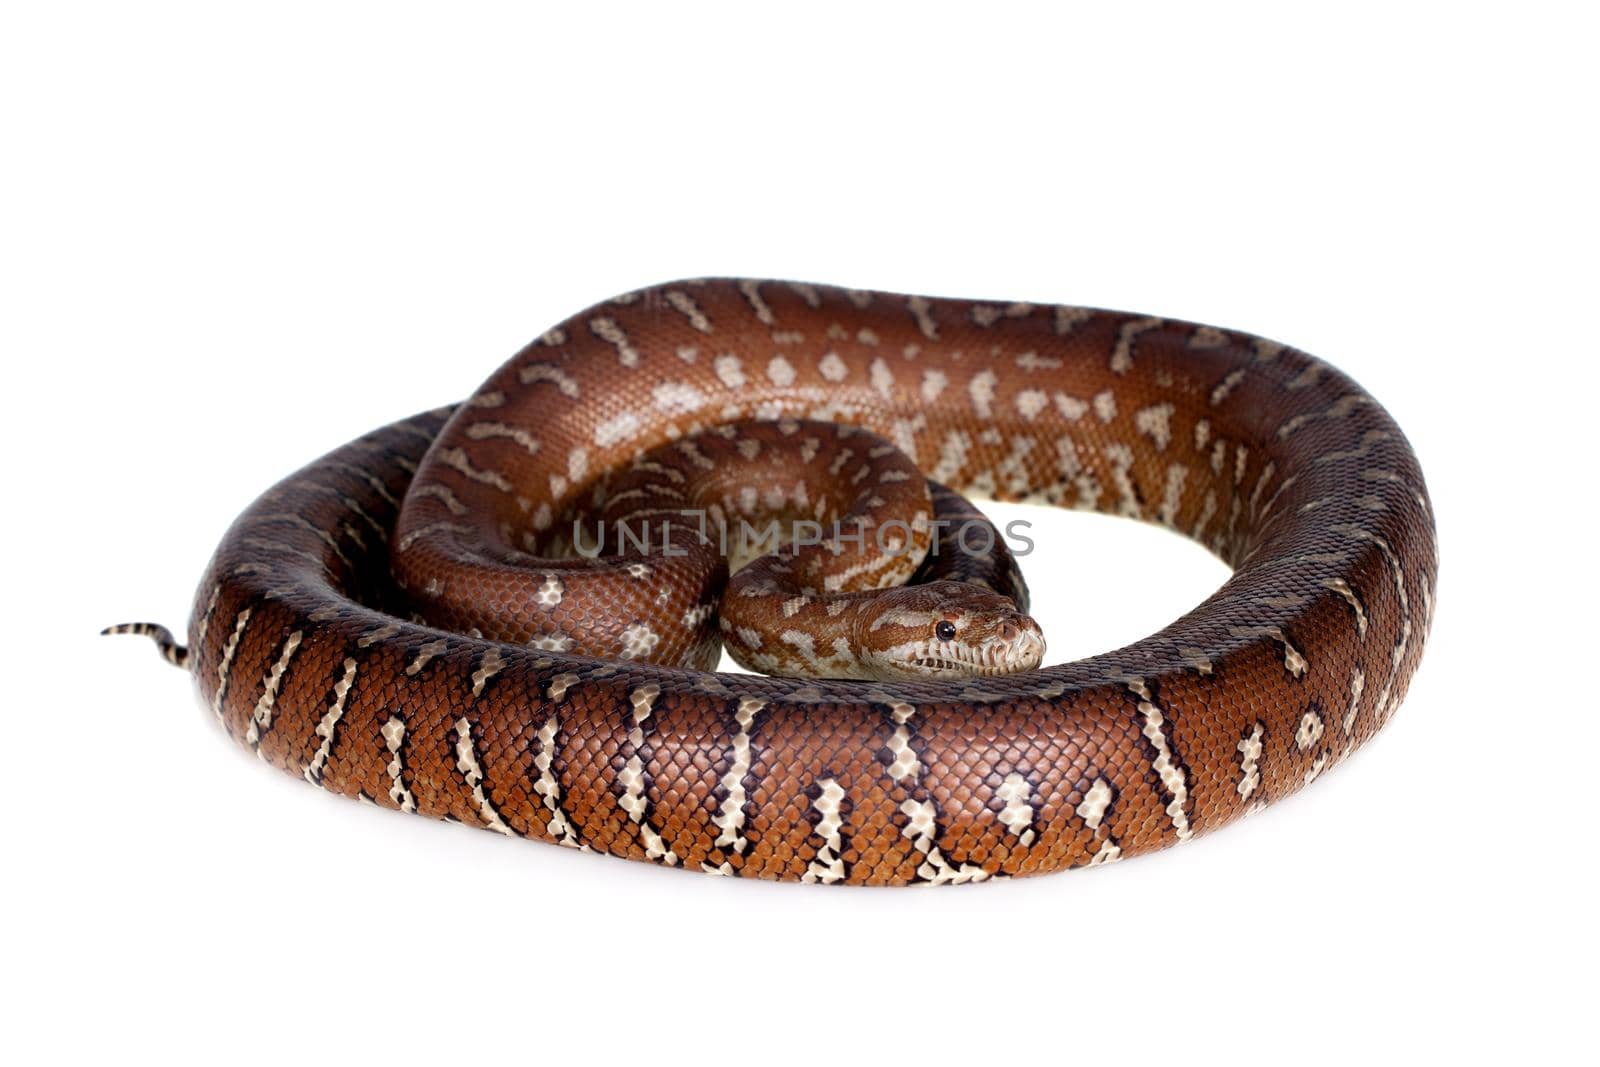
[992,614,1046,672]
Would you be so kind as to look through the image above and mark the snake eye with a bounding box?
[935,620,957,642]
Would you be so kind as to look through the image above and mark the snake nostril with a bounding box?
[998,622,1020,644]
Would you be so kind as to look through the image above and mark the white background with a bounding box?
[3,3,1595,1063]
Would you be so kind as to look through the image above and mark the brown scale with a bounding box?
[106,279,1437,885]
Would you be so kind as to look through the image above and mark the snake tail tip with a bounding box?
[101,622,190,670]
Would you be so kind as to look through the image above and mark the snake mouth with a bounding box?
[898,632,1046,678]
[907,657,1021,677]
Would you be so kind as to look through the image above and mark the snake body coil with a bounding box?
[117,279,1435,884]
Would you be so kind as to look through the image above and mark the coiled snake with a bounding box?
[108,279,1436,884]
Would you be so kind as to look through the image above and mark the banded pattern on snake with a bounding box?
[109,279,1436,884]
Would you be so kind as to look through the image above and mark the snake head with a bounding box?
[856,581,1045,680]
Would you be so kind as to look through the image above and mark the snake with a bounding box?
[107,278,1436,884]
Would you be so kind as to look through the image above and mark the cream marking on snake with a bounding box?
[191,585,222,666]
[1323,577,1369,637]
[871,357,894,399]
[1128,679,1194,841]
[1015,351,1062,372]
[737,280,776,326]
[303,657,358,785]
[437,447,514,493]
[767,355,796,387]
[1088,839,1123,866]
[381,715,417,813]
[256,513,354,570]
[1211,368,1247,406]
[652,381,708,414]
[714,354,745,389]
[712,697,767,855]
[454,717,515,836]
[803,777,848,884]
[245,630,303,749]
[1335,524,1412,729]
[471,648,506,698]
[1110,317,1162,374]
[1342,669,1367,734]
[531,633,572,652]
[971,302,1032,327]
[1305,753,1329,785]
[394,521,471,554]
[1295,708,1325,752]
[784,281,820,308]
[968,369,998,418]
[518,362,580,396]
[996,773,1036,847]
[1229,626,1309,678]
[907,295,939,340]
[534,574,564,608]
[1103,444,1140,518]
[463,421,542,456]
[619,623,661,659]
[532,709,582,848]
[406,638,449,676]
[1136,403,1175,450]
[594,411,642,447]
[900,798,990,884]
[1237,722,1265,801]
[1160,464,1188,526]
[1276,395,1372,440]
[589,316,641,367]
[547,672,580,702]
[619,684,679,865]
[1015,389,1049,420]
[1055,391,1089,420]
[1054,306,1092,335]
[1076,778,1115,831]
[664,290,713,333]
[885,702,920,782]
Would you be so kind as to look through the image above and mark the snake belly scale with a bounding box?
[111,279,1436,885]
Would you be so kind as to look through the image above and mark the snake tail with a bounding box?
[102,623,190,670]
